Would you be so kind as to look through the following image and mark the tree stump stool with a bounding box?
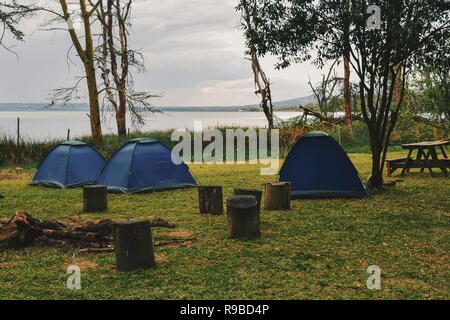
[234,188,263,208]
[83,185,108,212]
[113,220,155,272]
[198,186,223,215]
[264,182,291,210]
[226,195,261,239]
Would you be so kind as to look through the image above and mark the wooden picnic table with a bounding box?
[386,140,449,177]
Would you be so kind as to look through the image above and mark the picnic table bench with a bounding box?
[386,140,449,177]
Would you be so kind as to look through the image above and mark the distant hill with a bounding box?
[0,102,88,112]
[0,95,316,112]
[273,96,317,107]
[241,95,316,110]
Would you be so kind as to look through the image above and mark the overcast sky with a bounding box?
[0,0,330,107]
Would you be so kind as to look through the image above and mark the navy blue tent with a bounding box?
[97,138,198,193]
[279,131,369,198]
[31,141,105,189]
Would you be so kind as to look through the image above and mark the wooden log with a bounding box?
[0,211,42,248]
[226,195,260,239]
[41,229,109,242]
[264,182,291,210]
[299,106,345,125]
[78,237,199,253]
[146,217,176,229]
[0,211,176,250]
[198,186,223,215]
[113,220,156,272]
[233,188,263,208]
[83,185,108,213]
[154,237,198,247]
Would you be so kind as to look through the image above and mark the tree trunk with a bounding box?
[80,0,103,144]
[251,52,274,130]
[60,0,102,144]
[85,64,103,144]
[83,185,108,213]
[116,86,127,137]
[264,182,291,210]
[198,186,223,215]
[343,57,352,126]
[368,144,384,188]
[226,195,260,239]
[113,220,155,272]
[343,0,352,126]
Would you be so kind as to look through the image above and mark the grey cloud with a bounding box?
[0,0,318,106]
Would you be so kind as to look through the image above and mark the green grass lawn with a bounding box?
[0,151,449,300]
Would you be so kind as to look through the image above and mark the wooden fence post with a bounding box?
[113,220,155,272]
[15,117,20,162]
[83,185,108,212]
[198,186,223,215]
[264,182,291,210]
[227,195,260,239]
[16,117,20,145]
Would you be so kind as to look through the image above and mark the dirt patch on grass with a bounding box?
[161,239,196,248]
[64,258,98,271]
[155,253,168,262]
[0,262,14,269]
[0,167,31,179]
[168,230,195,238]
[0,172,28,180]
[385,278,432,291]
[415,253,450,270]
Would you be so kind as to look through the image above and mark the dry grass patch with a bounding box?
[168,230,195,239]
[415,253,450,270]
[0,171,29,180]
[64,257,99,271]
[0,262,14,269]
[155,253,168,262]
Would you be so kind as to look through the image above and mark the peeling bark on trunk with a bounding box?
[240,1,274,130]
[98,0,131,138]
[251,52,274,130]
[116,88,127,137]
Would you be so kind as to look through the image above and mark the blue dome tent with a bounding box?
[31,141,106,189]
[97,138,198,193]
[279,131,369,198]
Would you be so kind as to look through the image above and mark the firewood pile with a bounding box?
[0,211,177,251]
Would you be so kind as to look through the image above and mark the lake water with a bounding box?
[0,111,298,141]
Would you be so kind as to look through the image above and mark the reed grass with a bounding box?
[0,115,446,166]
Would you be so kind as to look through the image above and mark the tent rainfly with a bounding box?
[279,131,369,198]
[96,138,198,193]
[30,141,106,189]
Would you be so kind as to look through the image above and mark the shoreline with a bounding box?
[0,108,301,113]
